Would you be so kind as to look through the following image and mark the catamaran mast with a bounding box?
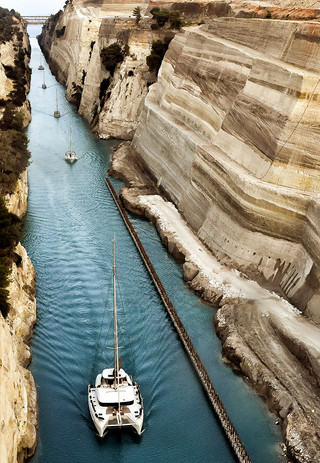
[113,240,121,419]
[56,89,59,112]
[70,113,72,152]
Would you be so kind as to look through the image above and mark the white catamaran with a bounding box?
[88,241,144,437]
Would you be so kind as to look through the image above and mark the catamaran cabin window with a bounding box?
[98,400,134,407]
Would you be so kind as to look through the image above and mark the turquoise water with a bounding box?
[22,36,285,463]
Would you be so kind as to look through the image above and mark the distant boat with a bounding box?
[88,240,144,437]
[38,55,44,70]
[54,88,61,118]
[42,70,46,89]
[64,113,77,163]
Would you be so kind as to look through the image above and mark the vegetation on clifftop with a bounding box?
[0,7,21,44]
[0,104,30,195]
[150,7,183,30]
[100,43,124,76]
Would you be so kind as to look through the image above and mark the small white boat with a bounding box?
[65,113,77,163]
[64,150,77,163]
[88,240,144,437]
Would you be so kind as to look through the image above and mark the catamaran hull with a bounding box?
[88,385,144,437]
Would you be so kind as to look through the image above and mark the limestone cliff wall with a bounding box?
[1,172,37,463]
[0,17,37,463]
[39,1,167,139]
[132,18,320,322]
[39,3,320,321]
[0,243,37,463]
[0,20,31,129]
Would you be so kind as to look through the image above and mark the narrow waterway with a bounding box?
[23,35,284,463]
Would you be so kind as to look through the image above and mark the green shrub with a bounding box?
[146,37,172,75]
[0,196,21,251]
[169,11,182,30]
[0,104,30,195]
[133,6,141,24]
[99,78,110,102]
[71,82,83,107]
[0,196,22,318]
[150,7,170,27]
[0,7,20,44]
[150,8,182,29]
[56,25,66,38]
[100,43,124,76]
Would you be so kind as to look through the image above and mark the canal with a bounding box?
[22,33,284,463]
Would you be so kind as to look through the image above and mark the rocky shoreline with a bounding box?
[108,142,320,463]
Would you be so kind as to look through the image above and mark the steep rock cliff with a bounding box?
[0,18,31,129]
[0,243,37,463]
[1,176,37,462]
[132,18,320,323]
[0,13,37,463]
[39,0,167,139]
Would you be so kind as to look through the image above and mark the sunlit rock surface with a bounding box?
[132,18,320,323]
[39,0,161,139]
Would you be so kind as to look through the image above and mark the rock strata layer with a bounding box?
[38,1,172,140]
[132,17,320,323]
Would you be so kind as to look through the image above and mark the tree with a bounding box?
[100,43,124,76]
[133,6,141,25]
[146,37,172,75]
[0,195,21,318]
[150,7,170,27]
[169,11,182,30]
[150,7,182,29]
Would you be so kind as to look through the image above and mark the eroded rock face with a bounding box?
[132,17,320,322]
[0,20,31,129]
[1,171,37,463]
[0,18,37,463]
[0,244,37,463]
[5,170,28,219]
[38,1,164,140]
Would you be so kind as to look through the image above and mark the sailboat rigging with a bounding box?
[54,88,61,118]
[88,240,144,437]
[64,112,77,163]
